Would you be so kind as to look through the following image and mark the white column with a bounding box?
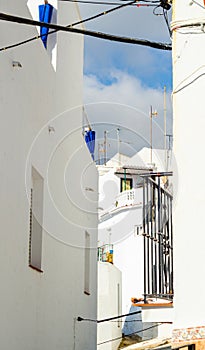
[172,0,205,338]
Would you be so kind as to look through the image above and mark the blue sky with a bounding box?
[80,2,172,87]
[80,1,173,158]
[84,37,172,88]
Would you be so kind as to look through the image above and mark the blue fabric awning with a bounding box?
[39,3,54,48]
[85,130,96,160]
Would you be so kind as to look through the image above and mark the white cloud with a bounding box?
[84,70,171,113]
[80,2,172,88]
[83,71,173,158]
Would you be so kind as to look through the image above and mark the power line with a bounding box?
[163,8,171,38]
[77,310,172,346]
[68,0,137,24]
[173,72,205,94]
[190,0,205,9]
[77,309,142,323]
[97,322,167,346]
[0,12,172,51]
[59,0,134,4]
[119,0,160,2]
[59,0,159,5]
[111,319,142,323]
[153,4,162,15]
[0,0,136,52]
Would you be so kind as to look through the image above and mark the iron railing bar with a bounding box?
[170,198,174,294]
[143,178,147,303]
[150,180,155,295]
[146,177,150,295]
[146,176,172,198]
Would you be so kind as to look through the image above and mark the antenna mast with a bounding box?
[164,86,167,170]
[104,131,107,165]
[117,128,120,165]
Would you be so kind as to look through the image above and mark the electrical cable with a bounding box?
[97,322,167,345]
[77,309,142,323]
[135,3,158,6]
[111,319,172,323]
[190,0,205,9]
[163,8,171,37]
[60,0,136,4]
[111,319,142,323]
[176,30,205,35]
[173,72,205,94]
[59,0,158,5]
[153,4,163,15]
[172,64,205,94]
[0,11,172,51]
[171,18,205,32]
[0,0,136,52]
[126,323,169,338]
[119,0,160,2]
[77,308,172,345]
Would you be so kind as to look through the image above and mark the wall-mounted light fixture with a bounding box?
[48,125,55,134]
[85,187,94,192]
[12,61,22,68]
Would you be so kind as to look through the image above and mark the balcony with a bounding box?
[99,189,142,223]
[115,189,136,208]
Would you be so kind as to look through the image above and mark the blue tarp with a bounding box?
[85,130,95,160]
[39,3,54,48]
[122,305,143,338]
[122,305,158,341]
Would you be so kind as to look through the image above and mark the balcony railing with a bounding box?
[142,174,173,302]
[115,190,135,208]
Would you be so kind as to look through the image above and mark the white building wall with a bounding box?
[97,262,122,350]
[98,168,120,211]
[0,1,98,349]
[98,167,145,315]
[172,0,205,330]
[114,235,144,315]
[142,306,173,338]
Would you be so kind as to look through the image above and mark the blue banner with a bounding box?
[39,4,54,48]
[85,130,96,160]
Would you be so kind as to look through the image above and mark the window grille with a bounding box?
[29,167,44,272]
[142,174,173,301]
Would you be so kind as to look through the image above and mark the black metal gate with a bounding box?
[142,172,173,302]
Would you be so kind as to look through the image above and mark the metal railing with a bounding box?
[116,189,135,207]
[142,174,173,302]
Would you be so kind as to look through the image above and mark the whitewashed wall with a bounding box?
[172,0,205,330]
[98,262,122,350]
[98,167,144,315]
[115,235,144,315]
[0,1,98,349]
[142,306,173,338]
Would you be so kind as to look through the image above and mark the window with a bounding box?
[134,225,143,237]
[117,283,121,328]
[84,231,90,295]
[29,167,44,272]
[142,175,173,301]
[120,178,133,192]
